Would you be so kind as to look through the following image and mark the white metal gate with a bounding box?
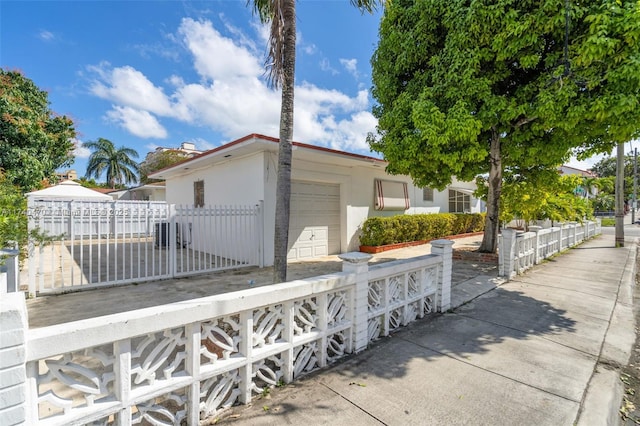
[26,200,263,295]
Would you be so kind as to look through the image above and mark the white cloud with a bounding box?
[87,17,377,154]
[319,58,339,75]
[178,18,262,81]
[38,30,54,41]
[340,58,359,79]
[189,137,215,151]
[89,64,179,118]
[73,139,91,158]
[106,106,168,139]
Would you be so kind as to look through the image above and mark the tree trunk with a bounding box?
[273,0,296,283]
[479,129,502,253]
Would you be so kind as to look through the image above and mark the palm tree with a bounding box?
[250,0,382,282]
[84,138,139,189]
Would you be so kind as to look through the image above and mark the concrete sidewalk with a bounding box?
[215,233,637,426]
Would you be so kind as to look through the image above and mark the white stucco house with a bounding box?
[149,134,483,265]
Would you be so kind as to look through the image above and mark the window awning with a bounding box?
[448,187,476,196]
[374,179,410,211]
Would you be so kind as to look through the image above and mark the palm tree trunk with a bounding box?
[273,0,296,283]
[479,129,502,253]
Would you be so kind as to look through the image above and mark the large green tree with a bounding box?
[0,69,76,191]
[139,149,190,184]
[250,0,382,282]
[368,0,640,252]
[85,138,139,189]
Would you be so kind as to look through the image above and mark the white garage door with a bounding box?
[288,181,341,261]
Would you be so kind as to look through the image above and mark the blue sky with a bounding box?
[1,0,617,184]
[1,0,383,182]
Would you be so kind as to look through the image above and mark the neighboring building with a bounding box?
[143,142,203,163]
[559,165,598,199]
[559,165,596,178]
[108,182,166,201]
[56,169,78,181]
[149,134,483,264]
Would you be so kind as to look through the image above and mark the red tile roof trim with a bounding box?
[151,133,386,176]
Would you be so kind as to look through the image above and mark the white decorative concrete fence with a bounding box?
[0,241,452,425]
[499,220,601,279]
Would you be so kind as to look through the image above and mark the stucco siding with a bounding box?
[165,152,266,206]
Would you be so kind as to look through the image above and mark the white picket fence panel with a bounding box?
[25,200,263,296]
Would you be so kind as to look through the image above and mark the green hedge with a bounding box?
[359,213,485,247]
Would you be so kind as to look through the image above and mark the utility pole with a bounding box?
[615,141,625,247]
[633,148,637,224]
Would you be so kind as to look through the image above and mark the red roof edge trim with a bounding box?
[150,133,386,176]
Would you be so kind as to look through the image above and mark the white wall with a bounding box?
[165,153,265,206]
[164,147,483,261]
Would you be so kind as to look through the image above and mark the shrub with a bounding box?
[359,213,485,246]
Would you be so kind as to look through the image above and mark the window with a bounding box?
[422,187,434,202]
[194,180,204,207]
[448,189,470,213]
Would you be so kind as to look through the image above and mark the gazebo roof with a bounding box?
[26,180,113,201]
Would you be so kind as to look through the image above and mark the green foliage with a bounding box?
[0,69,76,191]
[359,213,485,246]
[368,0,640,250]
[85,138,139,189]
[0,171,59,262]
[139,150,190,184]
[590,154,635,199]
[600,218,615,227]
[476,170,594,224]
[0,172,27,250]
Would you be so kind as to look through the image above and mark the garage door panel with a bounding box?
[288,182,340,261]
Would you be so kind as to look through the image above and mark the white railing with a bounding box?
[25,200,263,296]
[8,241,453,425]
[499,220,601,279]
[0,248,19,294]
[173,204,263,277]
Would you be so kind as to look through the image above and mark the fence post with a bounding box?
[0,249,19,294]
[0,293,28,425]
[568,222,577,246]
[257,200,264,268]
[431,240,453,312]
[169,204,177,278]
[339,252,372,353]
[528,226,542,264]
[499,229,517,280]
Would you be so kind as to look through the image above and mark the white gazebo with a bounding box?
[26,180,113,201]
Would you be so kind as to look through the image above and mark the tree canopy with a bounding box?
[590,153,635,200]
[139,150,190,185]
[0,69,76,191]
[85,138,139,189]
[368,0,640,252]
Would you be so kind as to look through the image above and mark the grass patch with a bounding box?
[601,218,615,227]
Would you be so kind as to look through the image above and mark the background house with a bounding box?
[150,134,484,264]
[108,182,166,201]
